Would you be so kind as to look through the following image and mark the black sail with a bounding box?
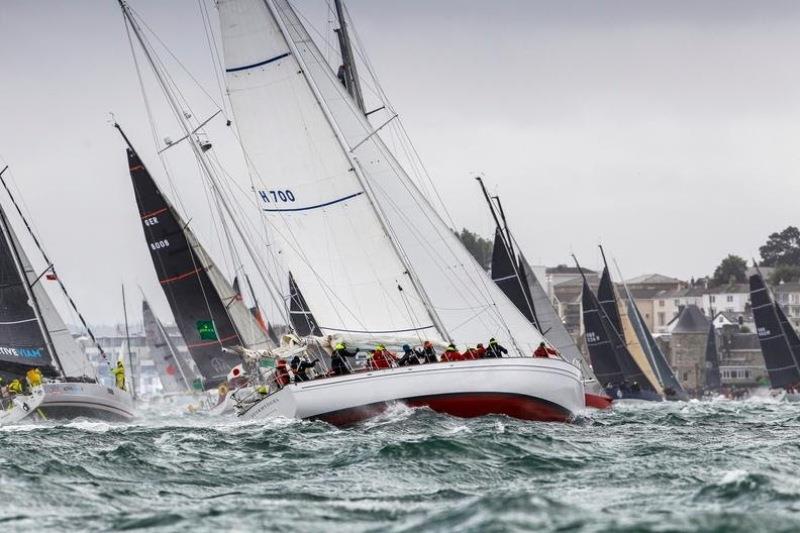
[126,147,242,387]
[582,281,657,391]
[631,302,689,400]
[749,273,800,389]
[0,208,57,378]
[704,322,722,391]
[775,303,800,368]
[597,266,623,337]
[289,272,321,337]
[490,228,535,324]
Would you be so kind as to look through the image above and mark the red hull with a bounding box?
[316,392,572,426]
[585,392,613,410]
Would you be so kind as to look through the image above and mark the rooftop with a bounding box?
[706,283,749,295]
[671,304,711,334]
[625,273,685,286]
[547,265,596,275]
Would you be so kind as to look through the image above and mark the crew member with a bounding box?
[111,361,126,391]
[217,382,229,406]
[397,345,420,366]
[440,343,464,362]
[475,343,487,359]
[26,368,42,388]
[420,341,438,364]
[368,344,397,370]
[331,342,359,376]
[275,359,291,387]
[462,346,479,360]
[290,356,319,382]
[8,378,23,395]
[484,338,508,358]
[533,342,558,358]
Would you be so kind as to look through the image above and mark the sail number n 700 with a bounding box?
[258,189,295,203]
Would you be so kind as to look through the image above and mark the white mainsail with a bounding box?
[219,0,547,351]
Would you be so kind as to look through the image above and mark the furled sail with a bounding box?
[218,0,548,351]
[289,272,321,337]
[749,273,800,389]
[125,143,244,387]
[704,322,721,391]
[142,300,191,394]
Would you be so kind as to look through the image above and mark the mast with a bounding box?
[0,169,64,377]
[0,171,108,363]
[118,2,291,331]
[121,284,137,399]
[262,0,451,343]
[492,194,516,259]
[477,177,539,330]
[333,0,365,113]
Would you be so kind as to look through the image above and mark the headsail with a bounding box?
[142,300,192,394]
[749,273,800,389]
[218,0,547,351]
[629,300,688,400]
[289,272,321,337]
[704,321,722,391]
[490,228,535,325]
[123,140,243,387]
[0,205,59,378]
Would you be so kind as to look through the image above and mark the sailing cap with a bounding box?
[402,344,411,352]
[447,343,456,350]
[489,338,497,345]
[335,342,345,350]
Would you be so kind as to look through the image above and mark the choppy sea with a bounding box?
[1,398,800,532]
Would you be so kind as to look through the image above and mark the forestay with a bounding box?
[219,0,547,351]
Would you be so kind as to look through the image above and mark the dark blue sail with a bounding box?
[582,280,659,398]
[749,273,800,389]
[597,266,623,337]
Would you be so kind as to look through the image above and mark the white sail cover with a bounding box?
[219,0,547,352]
[185,225,272,350]
[10,223,95,379]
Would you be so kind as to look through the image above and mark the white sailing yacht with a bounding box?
[213,0,583,422]
[0,169,134,424]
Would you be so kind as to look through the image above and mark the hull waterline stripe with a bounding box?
[263,191,364,212]
[226,52,290,73]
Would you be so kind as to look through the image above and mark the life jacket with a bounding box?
[9,380,22,394]
[441,349,464,362]
[369,350,395,369]
[534,346,556,358]
[462,349,479,360]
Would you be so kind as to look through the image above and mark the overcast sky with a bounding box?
[1,0,800,326]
